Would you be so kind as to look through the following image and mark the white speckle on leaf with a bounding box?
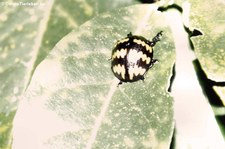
[73,51,91,59]
[16,25,23,31]
[14,58,20,63]
[77,62,85,68]
[30,15,37,22]
[156,98,163,105]
[142,129,157,148]
[150,111,155,116]
[103,116,112,125]
[32,59,64,89]
[114,113,119,117]
[20,43,25,47]
[132,106,141,112]
[134,130,139,135]
[1,51,8,59]
[124,136,134,148]
[13,87,19,95]
[98,95,105,102]
[103,63,109,68]
[11,96,18,103]
[27,31,37,38]
[0,14,8,22]
[28,9,35,15]
[45,40,49,44]
[10,44,16,49]
[93,62,98,66]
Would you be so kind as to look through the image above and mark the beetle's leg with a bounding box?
[117,81,123,87]
[127,32,133,37]
[152,59,158,64]
[149,59,158,69]
[140,76,145,82]
[150,31,163,46]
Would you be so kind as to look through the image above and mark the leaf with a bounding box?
[13,4,175,149]
[0,0,138,147]
[188,0,225,139]
[0,1,55,148]
[36,0,139,65]
[166,0,225,147]
[189,0,225,82]
[213,87,225,106]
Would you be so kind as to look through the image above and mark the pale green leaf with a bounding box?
[36,0,139,64]
[0,0,54,148]
[189,0,225,138]
[213,87,225,106]
[189,0,225,82]
[13,4,175,149]
[0,0,138,147]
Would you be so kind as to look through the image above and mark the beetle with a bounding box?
[111,31,163,85]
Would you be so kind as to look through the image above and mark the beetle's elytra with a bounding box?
[111,31,163,85]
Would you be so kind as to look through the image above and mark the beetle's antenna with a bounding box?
[150,31,163,46]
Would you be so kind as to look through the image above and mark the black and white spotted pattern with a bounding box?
[111,31,162,84]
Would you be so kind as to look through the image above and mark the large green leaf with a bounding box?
[164,4,225,148]
[188,0,225,139]
[13,4,175,148]
[163,0,225,148]
[0,0,54,148]
[36,0,140,65]
[189,0,225,82]
[188,0,225,106]
[0,0,139,147]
